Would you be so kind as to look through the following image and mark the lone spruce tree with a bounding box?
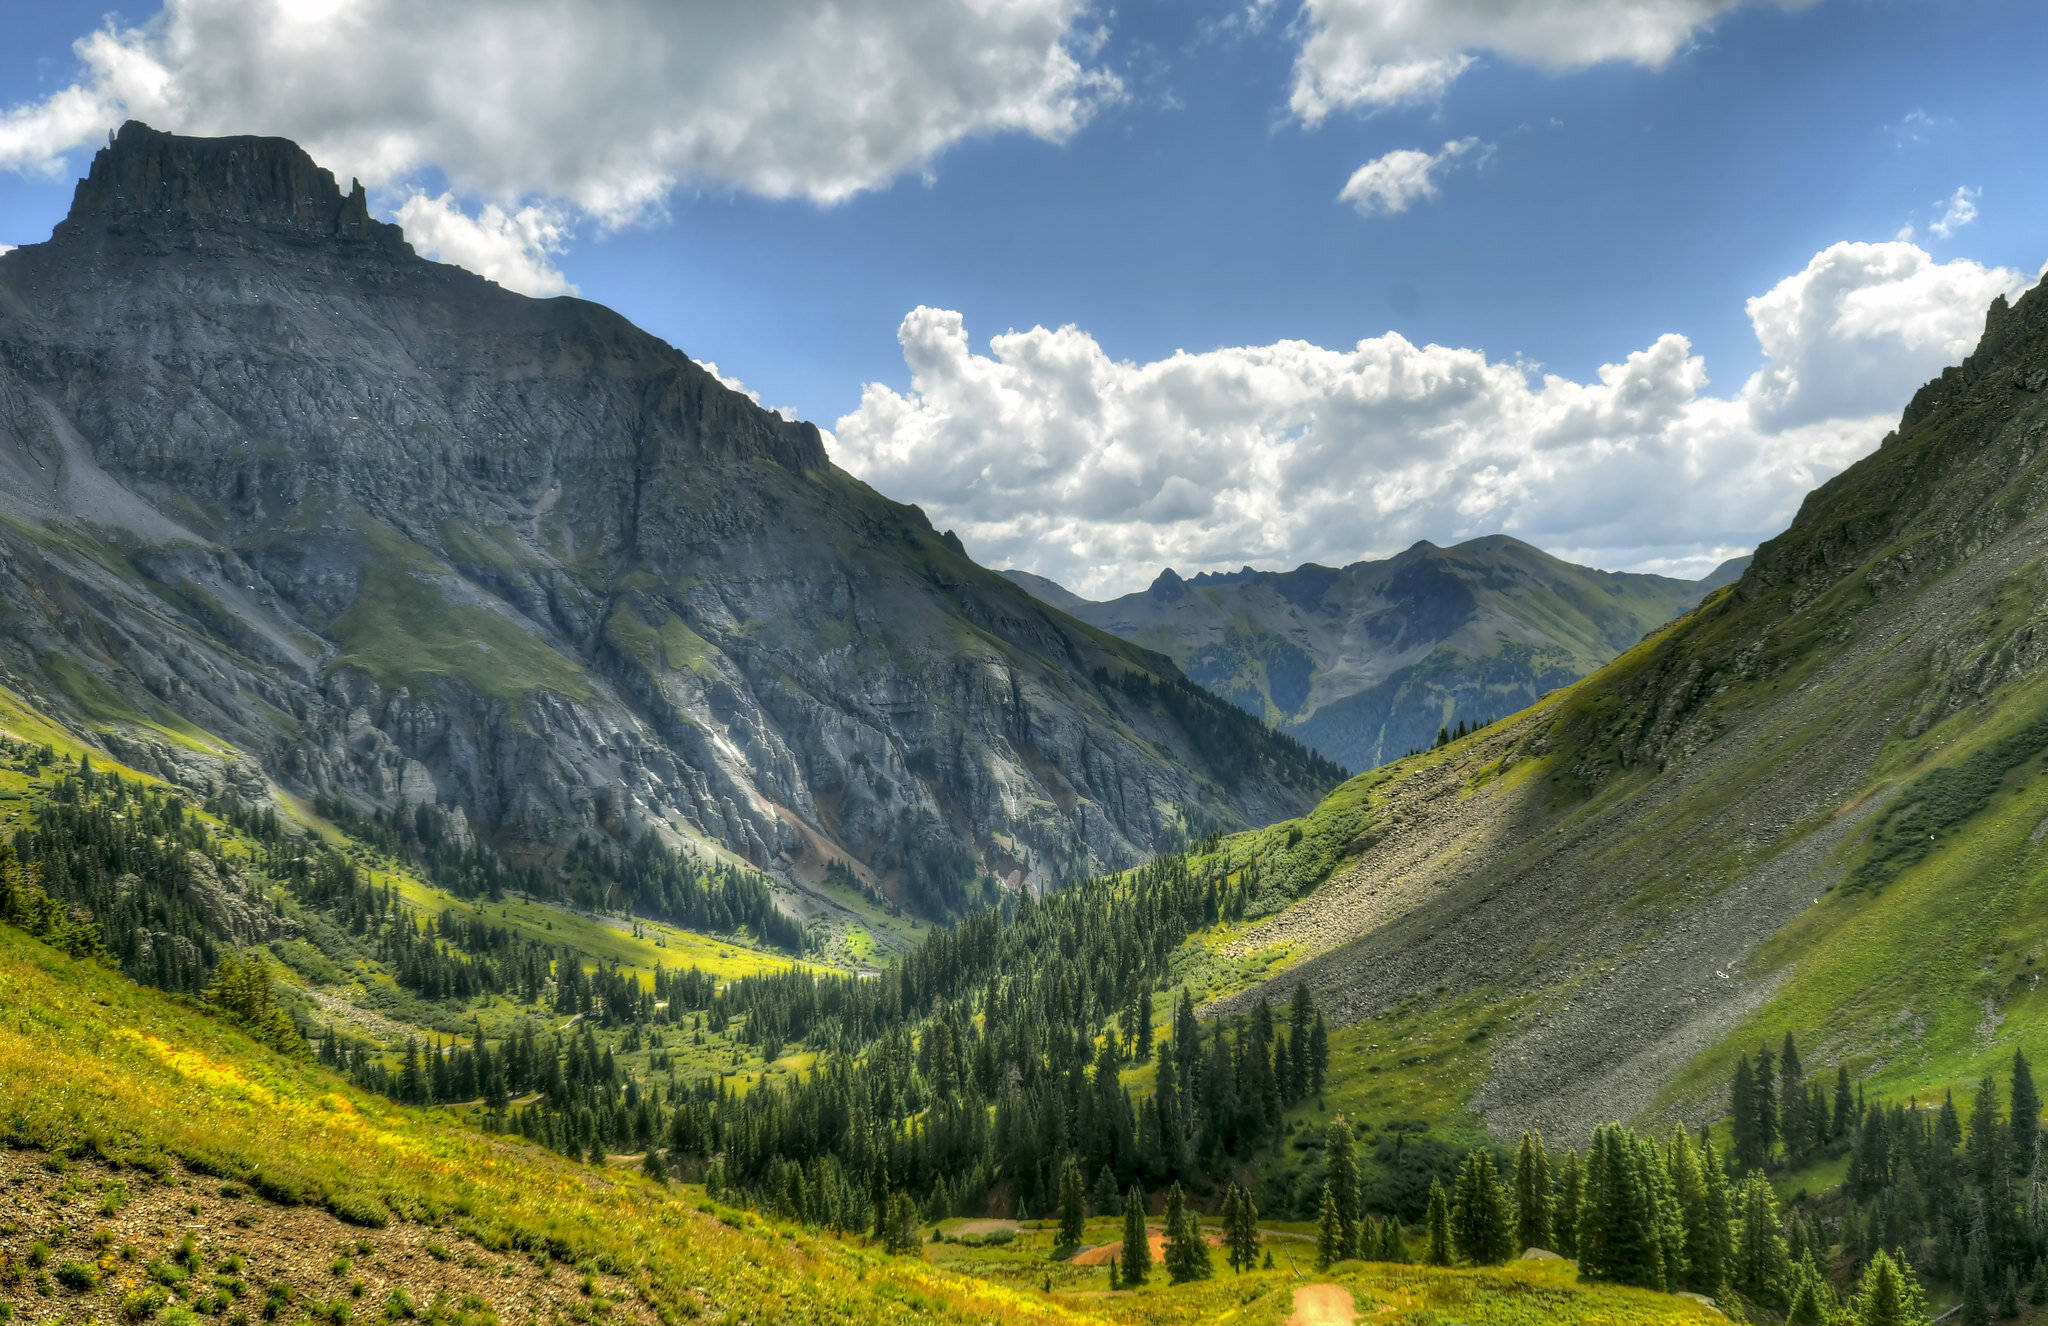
[1222,1184,1259,1273]
[1057,1160,1087,1251]
[1121,1186,1151,1286]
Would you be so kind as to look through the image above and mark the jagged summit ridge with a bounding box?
[56,121,403,251]
[0,124,1333,920]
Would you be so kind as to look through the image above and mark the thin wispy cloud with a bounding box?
[1929,185,1980,239]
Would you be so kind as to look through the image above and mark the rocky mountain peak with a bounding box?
[53,120,405,255]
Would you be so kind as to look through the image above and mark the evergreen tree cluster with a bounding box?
[203,950,303,1053]
[18,759,237,992]
[1729,1032,1848,1172]
[0,838,105,960]
[1827,1051,2048,1317]
[311,792,807,954]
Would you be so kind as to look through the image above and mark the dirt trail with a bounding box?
[1287,1283,1356,1325]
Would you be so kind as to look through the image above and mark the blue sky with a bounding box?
[2,0,2044,594]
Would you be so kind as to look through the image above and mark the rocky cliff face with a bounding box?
[1009,537,1722,771]
[0,122,1335,918]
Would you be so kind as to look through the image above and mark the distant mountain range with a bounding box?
[1006,540,1748,770]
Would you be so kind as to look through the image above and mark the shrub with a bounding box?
[56,1260,101,1291]
[329,1192,390,1229]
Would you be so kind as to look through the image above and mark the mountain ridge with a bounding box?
[1203,268,2048,1145]
[1005,536,1733,770]
[0,121,1336,927]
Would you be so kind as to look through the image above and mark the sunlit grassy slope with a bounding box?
[0,922,1723,1325]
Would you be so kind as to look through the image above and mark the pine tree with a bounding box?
[1307,1015,1330,1099]
[1222,1183,1259,1272]
[1779,1032,1806,1163]
[1754,1046,1779,1163]
[1554,1150,1583,1258]
[641,1148,668,1184]
[2000,1264,2021,1318]
[1834,1065,1856,1140]
[1379,1216,1408,1263]
[1121,1186,1151,1286]
[883,1193,920,1254]
[1577,1125,1664,1290]
[1315,1186,1342,1270]
[1514,1131,1553,1252]
[1286,984,1314,1101]
[1057,1160,1087,1251]
[1850,1250,1931,1326]
[1731,1055,1761,1171]
[1451,1148,1515,1265]
[1960,1254,1989,1326]
[2014,1049,2042,1175]
[1092,1166,1120,1217]
[1970,1076,2011,1197]
[1731,1171,1789,1309]
[1162,1183,1209,1282]
[1424,1179,1452,1266]
[1786,1271,1827,1326]
[1324,1118,1360,1256]
[1697,1139,1735,1297]
[1669,1128,1724,1295]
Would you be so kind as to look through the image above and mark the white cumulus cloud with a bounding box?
[0,0,1121,292]
[1929,186,1980,240]
[830,241,2029,598]
[1339,138,1483,216]
[1290,0,1807,120]
[392,193,577,298]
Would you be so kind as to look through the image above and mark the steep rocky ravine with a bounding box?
[0,123,1337,919]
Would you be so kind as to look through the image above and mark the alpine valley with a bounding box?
[6,122,2048,1326]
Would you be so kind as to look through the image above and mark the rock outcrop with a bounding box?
[0,122,1336,917]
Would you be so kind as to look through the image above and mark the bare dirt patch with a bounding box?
[1286,1283,1355,1325]
[0,1148,651,1326]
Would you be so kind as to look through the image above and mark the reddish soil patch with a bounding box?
[1067,1227,1223,1266]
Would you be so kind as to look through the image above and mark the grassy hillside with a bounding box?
[0,921,1724,1326]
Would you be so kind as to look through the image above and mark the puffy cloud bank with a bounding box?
[1290,0,1809,118]
[0,0,1119,293]
[831,241,2028,598]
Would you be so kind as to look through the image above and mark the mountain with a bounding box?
[0,122,1338,924]
[1006,537,1713,771]
[1208,271,2048,1145]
